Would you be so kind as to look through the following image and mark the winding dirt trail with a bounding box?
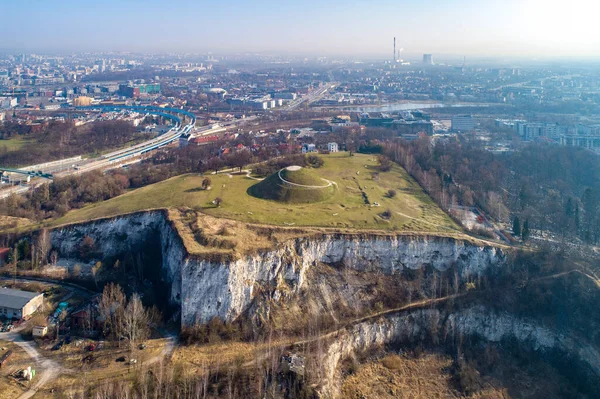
[144,331,177,367]
[277,168,335,189]
[0,330,63,399]
[242,267,600,368]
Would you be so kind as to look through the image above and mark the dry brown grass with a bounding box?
[38,336,167,372]
[172,340,285,373]
[0,215,33,232]
[342,348,583,399]
[168,207,500,262]
[34,336,170,398]
[0,379,24,399]
[341,353,509,399]
[0,265,69,282]
[0,340,32,399]
[171,208,318,261]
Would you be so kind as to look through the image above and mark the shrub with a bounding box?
[378,156,393,172]
[385,189,397,198]
[78,236,96,260]
[381,355,404,370]
[306,154,324,168]
[380,209,393,220]
[453,360,481,395]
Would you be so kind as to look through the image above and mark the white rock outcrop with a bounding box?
[50,212,505,326]
[318,306,600,398]
[181,235,504,325]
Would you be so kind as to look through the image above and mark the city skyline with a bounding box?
[2,0,599,58]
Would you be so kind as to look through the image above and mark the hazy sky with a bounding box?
[3,0,600,58]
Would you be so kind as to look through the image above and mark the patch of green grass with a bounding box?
[0,135,31,153]
[54,153,460,233]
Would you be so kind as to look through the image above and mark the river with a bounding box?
[333,102,495,113]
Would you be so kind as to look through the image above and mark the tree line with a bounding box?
[383,136,600,243]
[98,282,160,352]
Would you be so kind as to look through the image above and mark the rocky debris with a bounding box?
[281,353,305,377]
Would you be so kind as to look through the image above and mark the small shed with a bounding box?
[0,350,13,368]
[32,325,48,338]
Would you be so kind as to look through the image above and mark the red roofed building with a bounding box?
[190,135,220,145]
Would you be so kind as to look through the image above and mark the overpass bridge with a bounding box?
[1,168,54,180]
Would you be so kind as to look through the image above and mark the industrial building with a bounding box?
[390,120,433,135]
[272,92,297,100]
[451,115,475,132]
[118,83,161,98]
[227,95,280,110]
[0,96,17,109]
[0,288,44,320]
[560,133,600,149]
[205,87,227,100]
[516,122,561,140]
[72,96,94,106]
[359,112,433,135]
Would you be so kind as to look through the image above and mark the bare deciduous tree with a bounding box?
[35,228,51,267]
[98,283,126,341]
[123,293,149,353]
[50,250,58,266]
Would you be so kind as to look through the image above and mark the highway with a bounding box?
[0,106,232,198]
[0,107,258,199]
[59,108,256,176]
[283,83,337,110]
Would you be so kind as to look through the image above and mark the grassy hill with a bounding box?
[248,166,336,203]
[54,152,460,234]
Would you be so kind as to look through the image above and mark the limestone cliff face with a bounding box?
[318,306,600,398]
[181,235,504,325]
[52,211,172,260]
[49,212,505,326]
[51,211,185,305]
